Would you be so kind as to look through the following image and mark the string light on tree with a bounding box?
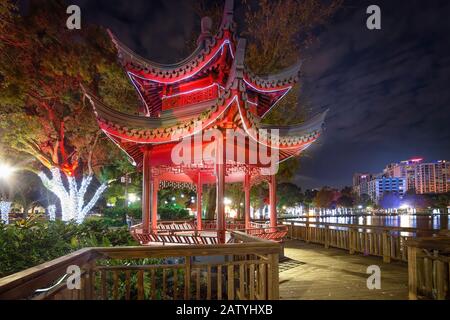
[38,167,107,223]
[0,201,11,224]
[48,205,56,221]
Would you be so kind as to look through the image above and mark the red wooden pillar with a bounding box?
[269,174,277,228]
[196,172,203,231]
[216,132,226,244]
[141,147,152,233]
[244,172,251,230]
[151,177,159,233]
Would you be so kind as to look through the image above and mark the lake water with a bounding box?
[286,214,449,231]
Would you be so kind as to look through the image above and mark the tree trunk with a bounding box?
[38,167,107,223]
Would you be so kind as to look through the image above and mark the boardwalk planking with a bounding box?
[279,240,408,300]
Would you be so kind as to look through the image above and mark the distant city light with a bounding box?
[224,198,232,205]
[171,197,176,201]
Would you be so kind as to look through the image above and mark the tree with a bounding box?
[313,187,335,208]
[337,194,354,208]
[357,193,374,208]
[277,182,303,209]
[0,1,138,222]
[243,0,342,181]
[195,0,342,215]
[337,186,355,208]
[303,189,318,210]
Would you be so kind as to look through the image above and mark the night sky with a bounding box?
[72,0,450,190]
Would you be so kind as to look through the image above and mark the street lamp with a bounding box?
[0,163,15,180]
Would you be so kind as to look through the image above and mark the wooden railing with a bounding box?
[0,231,280,300]
[132,228,219,245]
[247,225,289,243]
[285,220,439,263]
[406,233,450,300]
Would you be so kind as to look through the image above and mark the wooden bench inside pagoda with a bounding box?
[130,220,289,245]
[0,231,281,300]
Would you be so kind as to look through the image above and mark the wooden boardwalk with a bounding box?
[279,240,409,300]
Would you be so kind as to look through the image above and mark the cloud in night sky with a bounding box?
[71,0,450,189]
[296,0,450,188]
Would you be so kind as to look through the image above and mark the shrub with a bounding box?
[0,214,137,277]
[102,205,191,225]
[158,206,190,220]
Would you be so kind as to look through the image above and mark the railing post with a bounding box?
[185,256,191,300]
[407,246,418,300]
[267,253,279,300]
[324,225,330,249]
[382,230,391,263]
[436,259,447,300]
[305,221,310,243]
[349,228,355,255]
[290,222,294,239]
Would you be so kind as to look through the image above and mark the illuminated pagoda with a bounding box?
[85,0,327,245]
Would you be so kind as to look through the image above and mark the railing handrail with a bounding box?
[0,248,96,300]
[0,231,280,300]
[284,220,441,234]
[406,236,450,251]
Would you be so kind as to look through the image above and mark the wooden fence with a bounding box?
[285,220,439,263]
[0,231,280,300]
[407,234,450,300]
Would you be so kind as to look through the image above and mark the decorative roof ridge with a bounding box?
[240,98,327,146]
[243,61,302,90]
[82,86,162,124]
[84,84,236,131]
[220,0,235,31]
[259,109,328,133]
[226,38,246,90]
[108,29,208,70]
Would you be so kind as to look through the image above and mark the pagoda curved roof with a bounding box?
[109,28,236,83]
[84,87,237,144]
[243,62,302,91]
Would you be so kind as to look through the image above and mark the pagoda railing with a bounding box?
[130,221,288,244]
[0,231,280,300]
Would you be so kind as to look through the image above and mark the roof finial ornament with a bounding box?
[220,0,235,30]
[197,16,213,47]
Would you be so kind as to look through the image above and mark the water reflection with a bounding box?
[291,214,449,230]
